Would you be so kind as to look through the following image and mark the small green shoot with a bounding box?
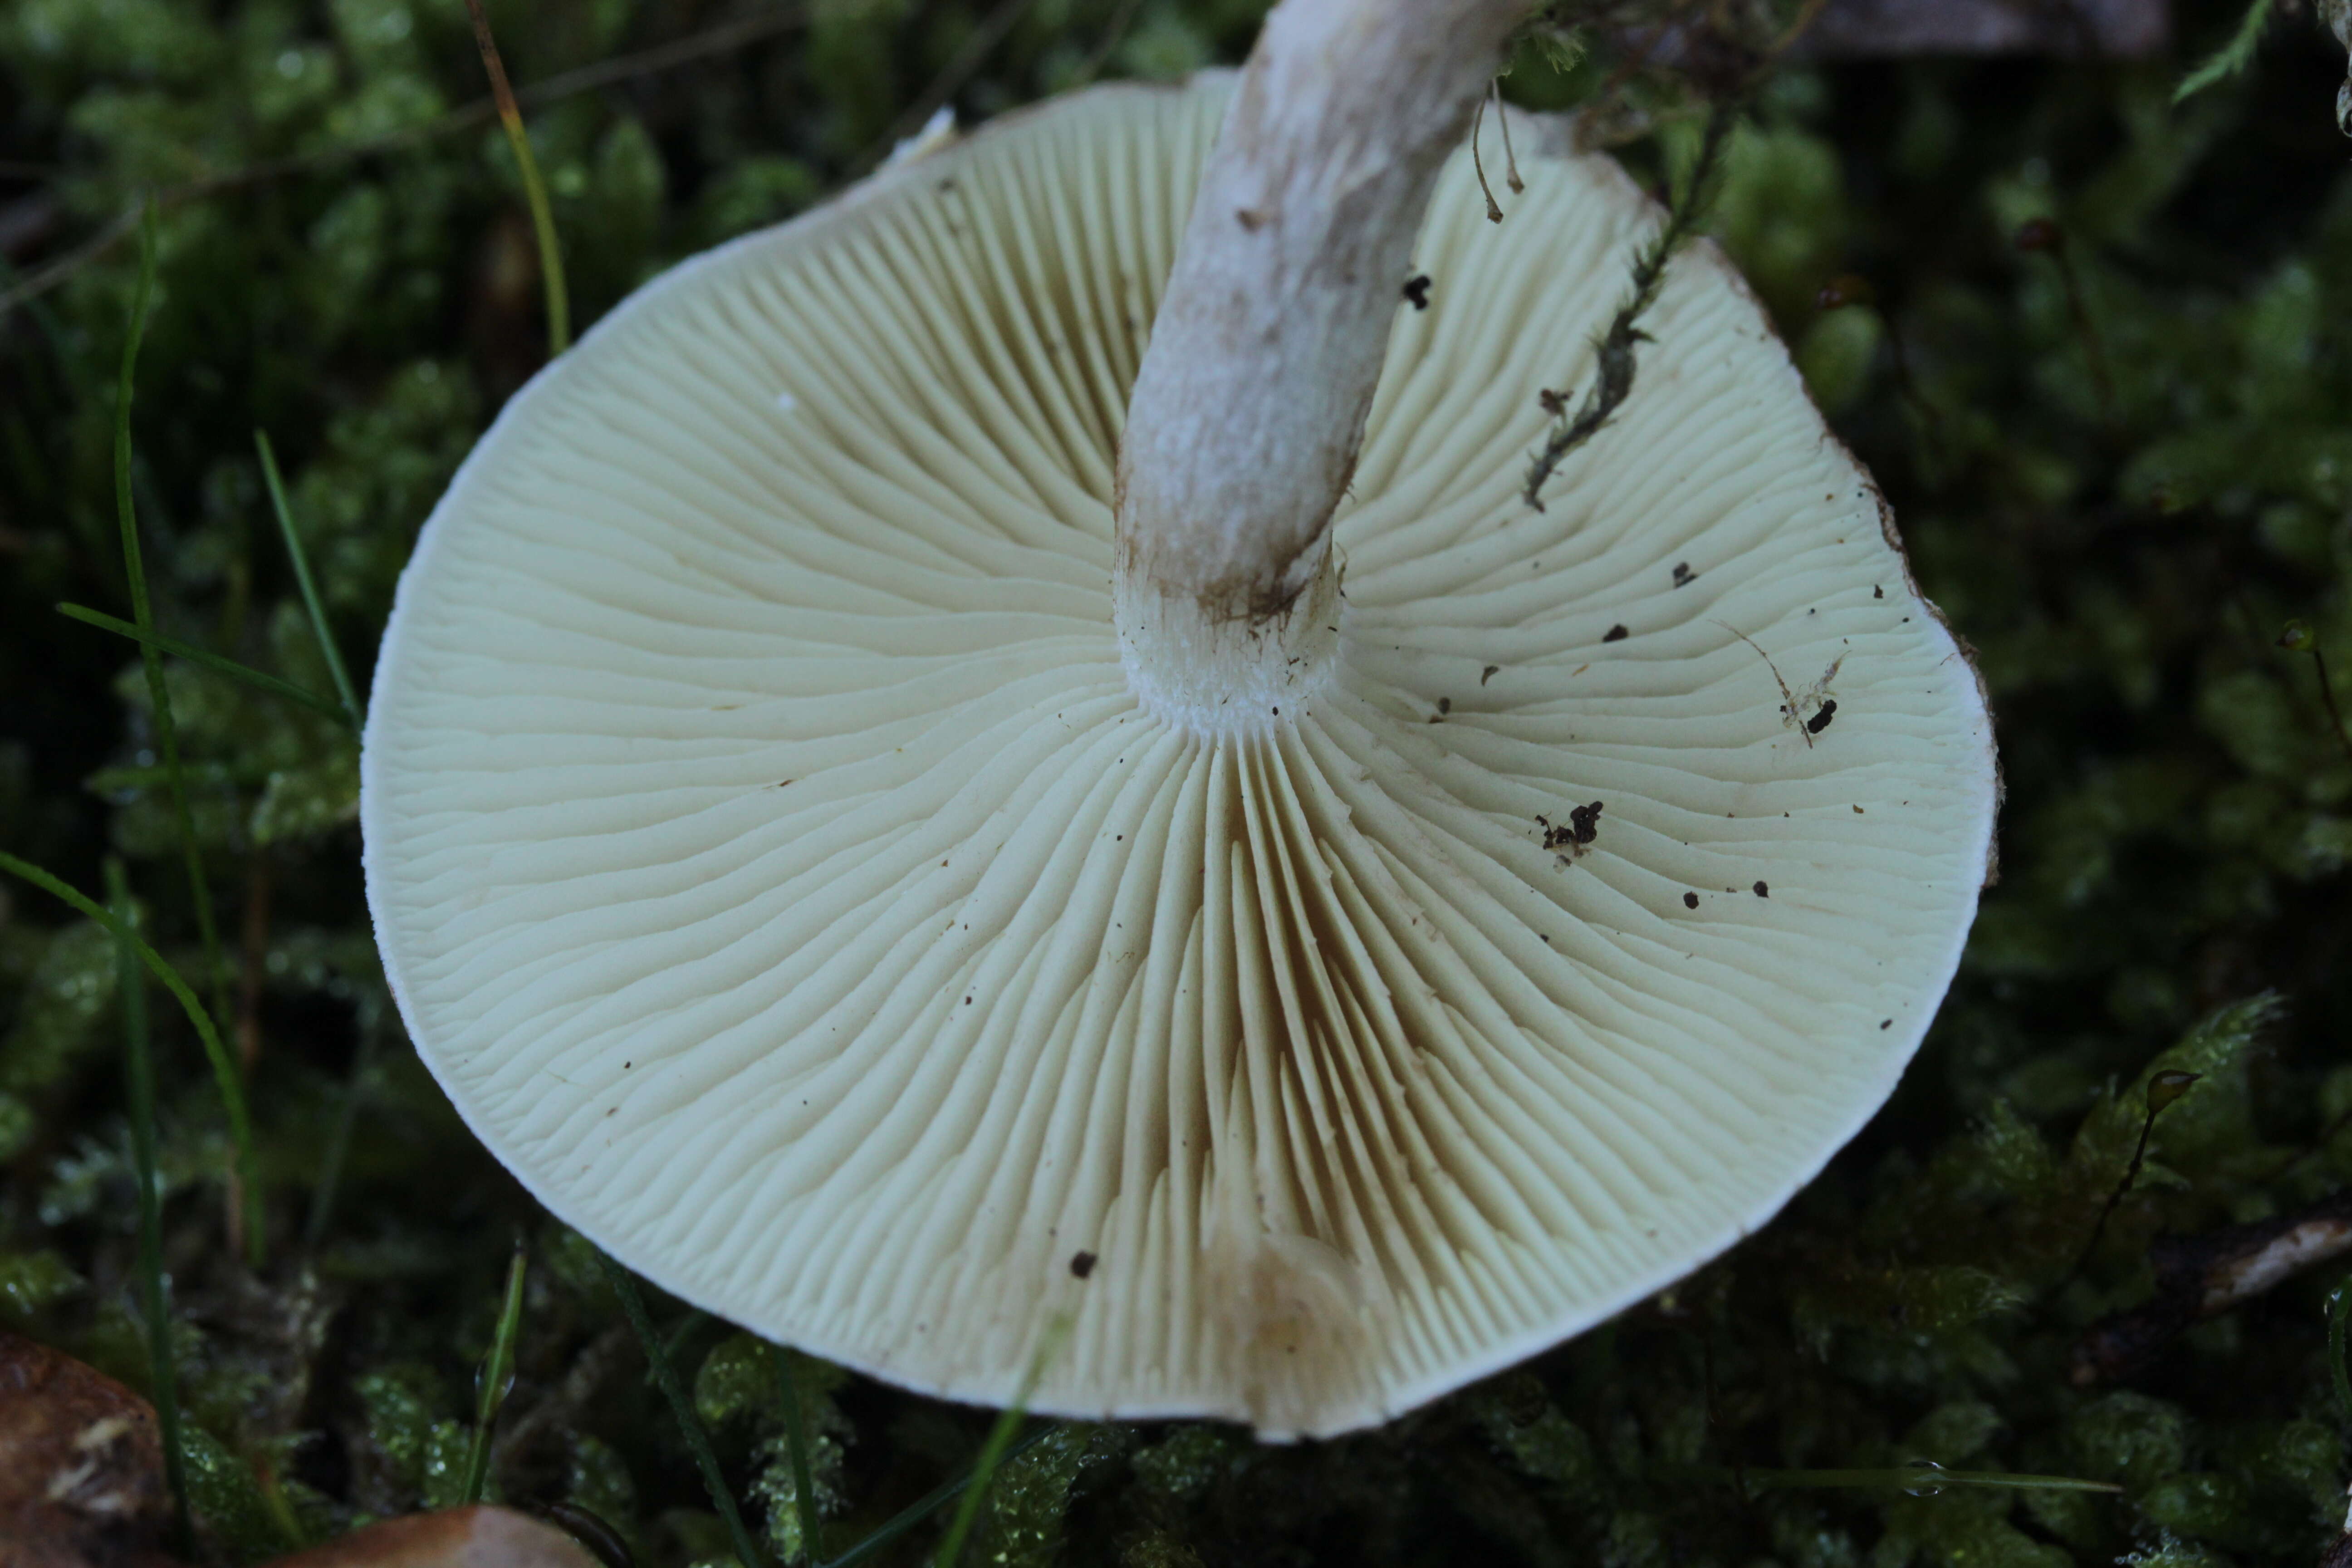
[55,603,357,728]
[461,1241,530,1504]
[933,1316,1068,1568]
[255,430,364,731]
[462,0,570,355]
[771,1345,818,1564]
[113,203,241,1228]
[110,858,194,1557]
[598,1252,765,1568]
[0,850,259,1248]
[2175,0,2278,103]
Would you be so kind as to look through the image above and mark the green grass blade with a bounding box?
[463,0,570,354]
[0,850,258,1248]
[932,1318,1068,1568]
[57,603,357,729]
[771,1347,817,1565]
[2174,0,2277,103]
[109,858,193,1557]
[1695,1464,2122,1496]
[111,202,250,1262]
[253,430,363,730]
[461,1242,530,1504]
[598,1252,764,1568]
[820,1426,1053,1568]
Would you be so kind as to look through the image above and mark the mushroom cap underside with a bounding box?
[361,77,1997,1438]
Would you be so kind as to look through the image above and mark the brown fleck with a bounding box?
[1682,892,1699,909]
[1235,207,1270,232]
[1671,562,1695,588]
[1603,624,1629,643]
[1753,881,1769,897]
[1402,274,1431,310]
[1480,665,1499,685]
[1070,1251,1098,1279]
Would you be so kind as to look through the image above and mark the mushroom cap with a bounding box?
[362,78,1996,1438]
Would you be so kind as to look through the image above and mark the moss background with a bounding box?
[5,1,2352,1564]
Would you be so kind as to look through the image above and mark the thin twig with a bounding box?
[2062,1069,2200,1292]
[1522,96,1738,510]
[2279,622,2352,767]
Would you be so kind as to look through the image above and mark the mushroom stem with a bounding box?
[1113,0,1529,733]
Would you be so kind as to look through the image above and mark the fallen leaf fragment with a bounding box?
[0,1330,174,1568]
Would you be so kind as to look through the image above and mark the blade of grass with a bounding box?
[253,431,363,730]
[770,1346,817,1565]
[109,858,193,1557]
[462,0,569,355]
[461,1242,530,1504]
[820,1426,1054,1568]
[1684,1463,2123,1496]
[0,851,258,1245]
[113,206,243,1228]
[598,1253,764,1568]
[932,1317,1068,1568]
[57,603,356,728]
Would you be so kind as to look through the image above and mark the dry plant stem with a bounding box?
[2059,1071,2196,1293]
[2306,646,2352,766]
[1113,0,1529,730]
[463,0,570,355]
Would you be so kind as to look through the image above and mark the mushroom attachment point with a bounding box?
[363,76,1996,1437]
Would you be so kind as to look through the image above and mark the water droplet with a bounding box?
[1903,1459,1947,1497]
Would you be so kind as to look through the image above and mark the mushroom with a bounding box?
[362,0,1996,1438]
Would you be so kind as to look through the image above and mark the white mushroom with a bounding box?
[363,0,1996,1439]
